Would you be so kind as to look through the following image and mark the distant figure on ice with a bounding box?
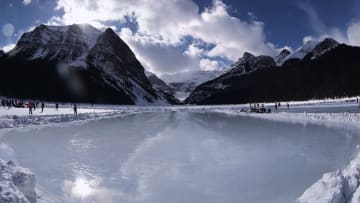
[357,97,359,103]
[73,104,77,116]
[55,103,59,111]
[287,103,290,109]
[41,102,44,113]
[28,101,33,115]
[275,103,278,110]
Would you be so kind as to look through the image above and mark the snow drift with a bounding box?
[0,160,36,203]
[297,151,360,203]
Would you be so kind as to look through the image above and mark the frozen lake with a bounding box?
[0,111,359,203]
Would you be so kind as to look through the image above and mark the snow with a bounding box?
[280,40,319,65]
[29,24,101,66]
[297,150,360,203]
[161,70,224,84]
[76,24,101,49]
[0,105,117,129]
[160,70,225,100]
[0,160,36,203]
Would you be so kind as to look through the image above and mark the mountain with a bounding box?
[274,49,291,65]
[145,71,179,104]
[278,38,339,66]
[161,70,225,101]
[0,50,4,58]
[0,24,177,105]
[185,38,360,105]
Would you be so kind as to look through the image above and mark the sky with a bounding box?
[1,0,360,75]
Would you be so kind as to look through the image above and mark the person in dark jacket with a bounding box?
[73,104,77,116]
[41,102,44,113]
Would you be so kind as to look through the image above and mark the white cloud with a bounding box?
[119,28,201,75]
[297,2,326,35]
[347,22,360,46]
[298,1,359,47]
[1,43,15,52]
[200,59,221,71]
[185,43,205,57]
[51,0,278,74]
[23,0,32,6]
[187,1,276,60]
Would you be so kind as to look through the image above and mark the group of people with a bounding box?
[249,104,271,113]
[27,102,78,116]
[274,102,290,110]
[1,99,78,116]
[1,99,25,108]
[249,102,290,113]
[26,101,47,115]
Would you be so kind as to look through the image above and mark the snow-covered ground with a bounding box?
[0,98,360,203]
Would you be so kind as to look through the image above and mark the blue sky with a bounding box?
[1,0,359,75]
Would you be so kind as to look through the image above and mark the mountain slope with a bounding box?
[185,40,360,105]
[161,70,225,101]
[145,71,179,104]
[1,24,176,105]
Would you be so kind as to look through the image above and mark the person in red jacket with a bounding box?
[28,101,33,115]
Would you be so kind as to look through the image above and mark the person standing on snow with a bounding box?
[41,102,44,113]
[73,104,78,116]
[28,101,33,115]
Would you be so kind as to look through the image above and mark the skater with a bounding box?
[73,104,77,116]
[55,103,59,111]
[287,103,290,109]
[275,103,278,110]
[28,101,33,115]
[41,102,44,113]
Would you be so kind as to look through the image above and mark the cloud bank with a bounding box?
[52,0,277,75]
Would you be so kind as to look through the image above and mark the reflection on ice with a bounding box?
[0,112,359,203]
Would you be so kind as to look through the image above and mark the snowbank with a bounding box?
[0,111,123,129]
[214,110,360,131]
[0,160,36,203]
[297,151,360,203]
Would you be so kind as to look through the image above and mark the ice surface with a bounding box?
[1,109,360,203]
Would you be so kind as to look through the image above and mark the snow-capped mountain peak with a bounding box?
[275,49,291,65]
[310,38,339,59]
[279,38,339,65]
[10,24,102,67]
[1,24,178,105]
[279,40,319,65]
[229,52,275,75]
